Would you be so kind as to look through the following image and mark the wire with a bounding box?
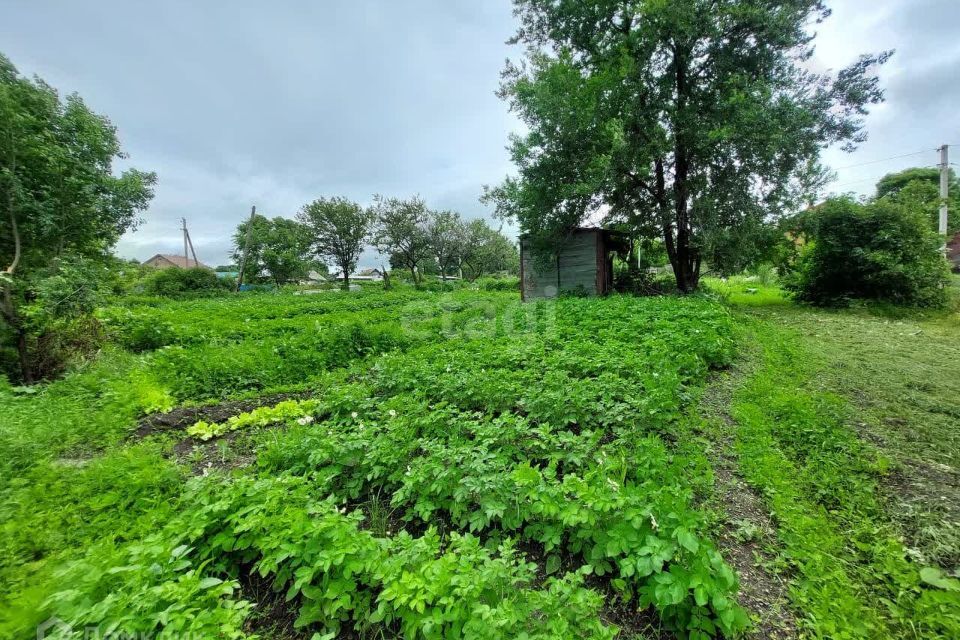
[830,164,943,190]
[829,177,877,190]
[831,148,936,171]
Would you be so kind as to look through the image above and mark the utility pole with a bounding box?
[182,218,190,267]
[939,144,950,254]
[181,218,199,267]
[235,205,256,292]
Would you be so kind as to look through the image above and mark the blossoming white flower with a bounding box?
[351,411,358,419]
[296,416,314,426]
[650,514,658,531]
[388,409,397,417]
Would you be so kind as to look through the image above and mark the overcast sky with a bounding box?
[2,0,958,267]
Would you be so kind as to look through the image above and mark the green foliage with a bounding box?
[232,214,312,286]
[297,196,373,288]
[474,275,520,291]
[0,53,155,383]
[372,194,431,283]
[702,220,780,278]
[140,267,232,297]
[459,218,520,280]
[876,166,960,235]
[0,255,121,380]
[424,209,466,281]
[248,295,746,637]
[786,196,950,307]
[2,288,753,638]
[485,1,889,291]
[44,538,252,639]
[188,399,319,440]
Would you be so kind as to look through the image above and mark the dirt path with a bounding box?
[698,347,800,639]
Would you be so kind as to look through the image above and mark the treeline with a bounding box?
[232,195,518,288]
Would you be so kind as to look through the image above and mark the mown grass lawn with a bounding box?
[1,283,958,639]
[704,277,960,638]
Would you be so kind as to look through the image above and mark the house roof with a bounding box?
[142,254,211,269]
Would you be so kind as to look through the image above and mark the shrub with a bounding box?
[140,268,232,297]
[785,197,950,307]
[96,307,176,351]
[2,255,111,382]
[474,276,520,291]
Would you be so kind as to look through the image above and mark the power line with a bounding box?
[830,165,944,191]
[832,148,936,171]
[829,177,877,190]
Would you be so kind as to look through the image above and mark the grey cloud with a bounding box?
[2,0,518,266]
[3,0,958,261]
[815,0,960,196]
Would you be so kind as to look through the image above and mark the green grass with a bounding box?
[3,281,959,638]
[710,277,960,637]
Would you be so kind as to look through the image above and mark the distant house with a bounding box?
[141,254,211,270]
[333,267,383,281]
[519,228,629,300]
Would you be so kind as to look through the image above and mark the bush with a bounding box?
[612,267,676,296]
[2,255,111,382]
[96,307,176,352]
[785,197,950,307]
[474,276,520,291]
[140,268,232,297]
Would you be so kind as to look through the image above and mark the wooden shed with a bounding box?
[520,228,629,300]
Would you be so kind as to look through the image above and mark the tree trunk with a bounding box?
[669,44,700,293]
[342,271,350,290]
[410,265,418,285]
[15,328,32,384]
[382,266,392,291]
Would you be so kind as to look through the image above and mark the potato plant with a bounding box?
[5,289,750,638]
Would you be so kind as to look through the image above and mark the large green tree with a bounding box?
[231,215,311,286]
[458,219,520,280]
[424,209,465,282]
[372,195,430,284]
[297,197,372,289]
[485,0,891,291]
[0,54,156,382]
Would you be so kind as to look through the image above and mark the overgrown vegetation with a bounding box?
[0,54,155,383]
[140,266,233,297]
[1,288,753,638]
[784,196,950,307]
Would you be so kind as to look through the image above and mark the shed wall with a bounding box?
[557,232,600,294]
[520,230,602,299]
[521,242,559,299]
